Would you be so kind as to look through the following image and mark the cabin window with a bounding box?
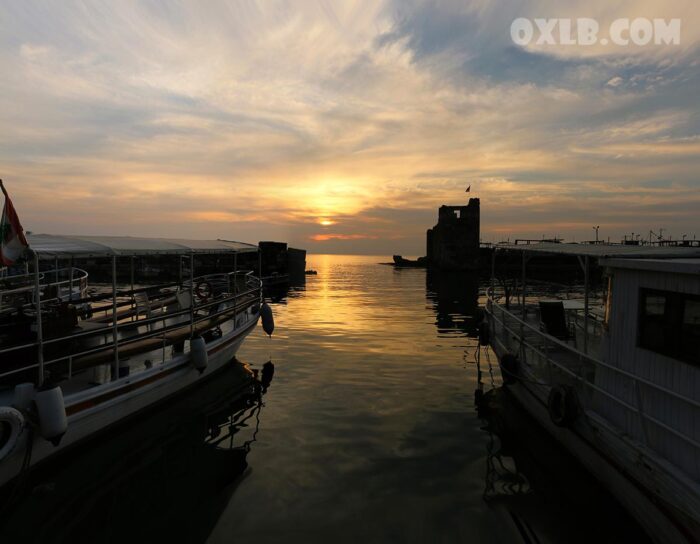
[638,288,700,365]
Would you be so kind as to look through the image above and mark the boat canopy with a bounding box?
[493,242,700,259]
[599,257,700,275]
[26,234,258,259]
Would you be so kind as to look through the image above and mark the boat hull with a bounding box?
[490,335,698,544]
[0,316,259,489]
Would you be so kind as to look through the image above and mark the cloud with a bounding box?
[0,1,698,253]
[310,233,378,241]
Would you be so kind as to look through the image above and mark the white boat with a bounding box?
[0,234,270,488]
[484,243,700,543]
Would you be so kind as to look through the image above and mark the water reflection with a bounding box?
[426,269,480,336]
[0,359,272,544]
[475,377,652,543]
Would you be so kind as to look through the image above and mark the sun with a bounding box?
[319,219,336,226]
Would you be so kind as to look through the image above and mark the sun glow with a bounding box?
[319,219,336,226]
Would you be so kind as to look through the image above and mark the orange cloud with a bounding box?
[310,233,378,241]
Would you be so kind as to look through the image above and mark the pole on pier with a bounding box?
[490,249,495,300]
[521,251,527,320]
[583,255,590,355]
[69,257,74,301]
[33,250,45,387]
[189,253,195,338]
[112,255,119,380]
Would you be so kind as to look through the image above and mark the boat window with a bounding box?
[638,288,700,365]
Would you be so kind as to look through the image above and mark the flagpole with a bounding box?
[1,180,41,383]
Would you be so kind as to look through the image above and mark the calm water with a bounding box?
[0,254,648,543]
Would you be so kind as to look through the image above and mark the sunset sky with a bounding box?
[1,1,698,254]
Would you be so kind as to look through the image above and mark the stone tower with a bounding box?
[426,198,480,270]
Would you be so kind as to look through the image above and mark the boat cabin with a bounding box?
[596,258,700,478]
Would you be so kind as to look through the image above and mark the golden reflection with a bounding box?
[279,254,429,357]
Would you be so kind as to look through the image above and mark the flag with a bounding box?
[0,180,29,265]
[465,184,471,192]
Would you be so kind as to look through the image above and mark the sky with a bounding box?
[0,1,698,255]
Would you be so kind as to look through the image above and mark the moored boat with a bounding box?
[483,243,700,543]
[0,234,270,488]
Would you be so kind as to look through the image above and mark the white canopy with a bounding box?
[493,242,700,259]
[26,234,258,259]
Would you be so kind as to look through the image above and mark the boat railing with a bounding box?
[0,271,263,384]
[0,267,89,312]
[485,290,700,455]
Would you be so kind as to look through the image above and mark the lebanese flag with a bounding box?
[0,181,29,265]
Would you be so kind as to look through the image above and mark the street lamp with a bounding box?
[592,225,600,243]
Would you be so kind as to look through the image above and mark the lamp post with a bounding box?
[592,225,600,243]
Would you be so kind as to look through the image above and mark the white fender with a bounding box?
[0,406,25,461]
[35,386,68,446]
[13,383,36,411]
[260,303,274,336]
[190,336,208,373]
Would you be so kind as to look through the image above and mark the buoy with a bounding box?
[478,320,490,346]
[547,385,580,427]
[35,386,68,446]
[499,353,519,384]
[0,406,25,461]
[260,303,274,336]
[195,281,212,302]
[190,335,208,373]
[13,383,36,411]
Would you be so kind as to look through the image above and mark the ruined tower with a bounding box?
[426,198,480,270]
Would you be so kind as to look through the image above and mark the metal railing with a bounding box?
[486,291,700,454]
[0,271,262,385]
[0,267,89,312]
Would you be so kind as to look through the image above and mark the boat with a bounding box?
[392,255,428,268]
[0,358,272,542]
[483,242,700,543]
[0,234,270,489]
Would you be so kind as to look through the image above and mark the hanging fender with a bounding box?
[260,303,274,336]
[547,385,580,428]
[499,353,519,385]
[35,386,68,446]
[190,335,208,374]
[478,320,490,346]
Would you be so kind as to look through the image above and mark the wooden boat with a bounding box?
[0,234,269,488]
[484,243,700,543]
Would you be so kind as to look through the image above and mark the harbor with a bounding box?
[0,255,657,543]
[1,2,699,543]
